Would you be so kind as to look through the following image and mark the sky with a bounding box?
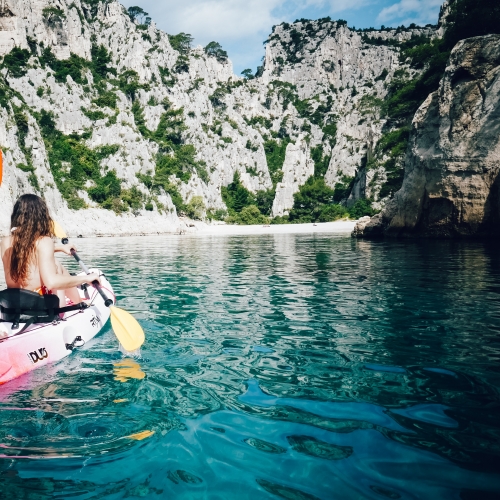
[120,0,443,75]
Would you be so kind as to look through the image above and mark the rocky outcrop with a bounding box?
[353,35,500,238]
[262,21,436,211]
[0,0,438,236]
[272,139,314,216]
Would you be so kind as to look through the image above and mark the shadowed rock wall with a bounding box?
[353,35,500,239]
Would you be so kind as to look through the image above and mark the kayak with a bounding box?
[0,269,114,384]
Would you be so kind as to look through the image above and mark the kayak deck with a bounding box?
[0,270,114,384]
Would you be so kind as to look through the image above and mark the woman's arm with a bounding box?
[38,237,99,290]
[54,242,77,254]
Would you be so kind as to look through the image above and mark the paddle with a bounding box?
[52,221,145,351]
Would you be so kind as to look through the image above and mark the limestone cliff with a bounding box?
[0,0,436,236]
[353,35,500,238]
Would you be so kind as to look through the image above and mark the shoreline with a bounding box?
[0,219,357,241]
[194,220,357,236]
[0,217,358,241]
[65,220,358,238]
[0,220,357,240]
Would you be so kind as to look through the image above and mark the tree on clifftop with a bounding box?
[127,6,150,25]
[169,33,194,55]
[241,69,254,80]
[204,42,228,63]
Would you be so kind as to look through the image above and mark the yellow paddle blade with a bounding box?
[127,430,154,441]
[113,359,145,382]
[52,220,67,239]
[109,305,145,351]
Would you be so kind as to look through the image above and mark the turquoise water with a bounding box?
[1,233,500,499]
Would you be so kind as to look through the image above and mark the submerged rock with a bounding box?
[354,35,500,239]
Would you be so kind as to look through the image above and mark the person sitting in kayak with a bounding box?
[0,194,100,307]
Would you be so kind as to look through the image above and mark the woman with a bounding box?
[0,194,100,307]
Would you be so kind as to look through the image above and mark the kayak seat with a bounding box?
[0,288,89,336]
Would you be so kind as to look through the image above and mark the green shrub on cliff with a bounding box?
[93,90,118,109]
[127,6,149,24]
[131,98,204,189]
[222,172,254,213]
[38,44,115,85]
[42,7,66,19]
[264,138,289,187]
[444,0,500,48]
[227,205,269,225]
[204,42,228,62]
[2,48,31,78]
[185,196,205,220]
[90,44,116,80]
[384,0,500,128]
[118,69,149,101]
[288,176,346,223]
[37,109,123,210]
[155,145,200,183]
[333,175,354,202]
[169,33,193,55]
[311,145,330,178]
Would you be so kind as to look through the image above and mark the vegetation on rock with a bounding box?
[127,6,151,26]
[169,33,193,54]
[37,110,125,210]
[221,172,271,224]
[204,42,228,62]
[3,0,497,227]
[2,48,31,78]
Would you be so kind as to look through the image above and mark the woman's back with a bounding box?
[1,235,43,290]
[2,194,100,306]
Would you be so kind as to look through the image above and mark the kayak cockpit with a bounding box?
[0,270,113,385]
[0,288,89,336]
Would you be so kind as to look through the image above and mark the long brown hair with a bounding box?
[10,194,54,286]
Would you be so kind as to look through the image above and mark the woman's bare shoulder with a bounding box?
[0,235,12,251]
[0,236,12,260]
[36,236,54,249]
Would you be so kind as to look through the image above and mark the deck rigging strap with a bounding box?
[0,302,89,337]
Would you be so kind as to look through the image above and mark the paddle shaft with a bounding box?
[70,249,113,307]
[56,229,145,350]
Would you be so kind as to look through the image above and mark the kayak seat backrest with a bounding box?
[0,288,60,324]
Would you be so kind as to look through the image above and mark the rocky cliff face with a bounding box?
[0,0,436,236]
[353,35,500,238]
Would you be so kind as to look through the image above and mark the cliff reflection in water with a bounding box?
[0,234,499,499]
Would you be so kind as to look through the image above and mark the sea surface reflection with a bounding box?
[1,233,500,499]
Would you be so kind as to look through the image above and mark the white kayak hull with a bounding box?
[0,270,114,384]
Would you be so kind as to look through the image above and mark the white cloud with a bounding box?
[119,0,390,73]
[377,0,442,26]
[125,0,280,43]
[121,0,284,71]
[307,0,371,11]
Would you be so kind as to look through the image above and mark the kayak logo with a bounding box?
[27,348,48,364]
[90,315,101,328]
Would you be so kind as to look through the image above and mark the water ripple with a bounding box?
[1,235,500,498]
